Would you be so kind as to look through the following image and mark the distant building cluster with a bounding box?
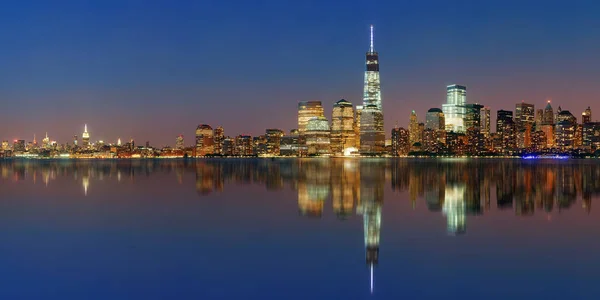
[1,25,599,159]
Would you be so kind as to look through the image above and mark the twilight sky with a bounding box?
[1,0,600,146]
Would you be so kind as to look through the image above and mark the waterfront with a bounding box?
[1,158,600,299]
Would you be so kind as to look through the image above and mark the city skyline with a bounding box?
[2,1,600,146]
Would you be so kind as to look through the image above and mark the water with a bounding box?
[1,158,599,299]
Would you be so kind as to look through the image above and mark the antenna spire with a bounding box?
[370,25,374,52]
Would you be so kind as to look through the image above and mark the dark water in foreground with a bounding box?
[1,158,600,299]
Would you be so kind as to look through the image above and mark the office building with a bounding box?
[582,107,592,124]
[298,101,324,136]
[331,99,357,155]
[360,25,385,154]
[305,116,331,155]
[442,84,467,133]
[213,126,224,155]
[195,124,214,156]
[391,127,410,156]
[265,129,284,155]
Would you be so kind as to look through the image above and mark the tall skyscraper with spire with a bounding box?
[359,25,385,154]
[82,124,90,149]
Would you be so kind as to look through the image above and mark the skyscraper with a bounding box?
[360,25,385,154]
[542,101,554,125]
[481,107,491,137]
[305,116,331,155]
[82,124,90,149]
[409,110,420,146]
[175,135,184,150]
[213,126,224,155]
[515,102,535,131]
[265,129,284,155]
[541,101,555,147]
[330,99,357,155]
[464,104,483,130]
[426,108,445,131]
[297,101,324,136]
[583,107,592,124]
[391,127,409,156]
[195,124,214,156]
[442,85,467,133]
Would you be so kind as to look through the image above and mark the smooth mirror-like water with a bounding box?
[1,158,600,299]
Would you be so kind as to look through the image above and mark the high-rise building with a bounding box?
[556,120,576,151]
[42,133,50,149]
[363,25,382,110]
[331,99,357,155]
[305,116,331,155]
[82,124,90,149]
[391,127,410,156]
[265,129,284,155]
[582,107,592,124]
[213,126,224,155]
[442,84,467,133]
[73,135,78,147]
[360,106,385,154]
[497,110,515,152]
[426,108,445,131]
[542,101,554,125]
[1,141,9,151]
[496,110,513,135]
[515,102,535,131]
[409,110,420,146]
[464,104,483,130]
[175,135,184,150]
[535,109,544,130]
[481,107,491,137]
[298,101,324,136]
[234,135,253,156]
[13,140,26,152]
[195,124,214,156]
[583,122,600,151]
[360,25,385,154]
[515,102,535,149]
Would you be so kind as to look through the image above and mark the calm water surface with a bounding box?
[1,158,600,299]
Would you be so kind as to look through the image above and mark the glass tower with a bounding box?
[360,25,385,154]
[442,85,467,133]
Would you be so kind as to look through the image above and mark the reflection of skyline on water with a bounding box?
[2,158,600,294]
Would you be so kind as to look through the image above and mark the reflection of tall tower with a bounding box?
[358,161,384,293]
[360,25,385,154]
[442,184,466,235]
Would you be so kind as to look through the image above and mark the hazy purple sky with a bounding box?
[1,0,599,146]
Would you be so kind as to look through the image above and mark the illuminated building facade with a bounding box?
[582,122,600,150]
[195,124,214,156]
[175,135,184,150]
[543,101,554,126]
[515,102,535,131]
[234,135,253,156]
[360,25,385,154]
[297,101,324,136]
[82,124,90,149]
[481,107,491,137]
[213,126,224,155]
[265,129,284,155]
[409,110,420,146]
[497,110,515,152]
[391,127,410,156]
[583,106,592,124]
[426,108,445,131]
[556,120,576,151]
[443,84,467,133]
[305,116,331,155]
[330,99,357,155]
